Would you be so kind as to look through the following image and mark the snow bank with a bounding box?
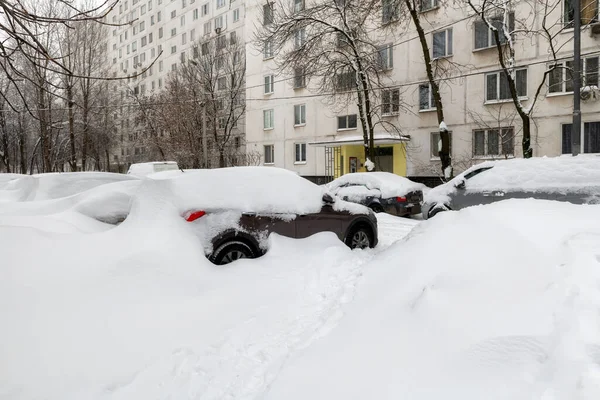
[264,199,600,399]
[0,179,368,399]
[328,172,427,199]
[0,172,138,203]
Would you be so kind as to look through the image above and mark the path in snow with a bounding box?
[376,213,421,248]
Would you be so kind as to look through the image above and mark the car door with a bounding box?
[243,213,297,239]
[451,167,503,210]
[295,205,344,241]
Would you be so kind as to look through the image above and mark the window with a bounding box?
[157,10,161,21]
[201,42,209,55]
[562,122,600,153]
[263,109,274,129]
[472,128,514,157]
[140,21,145,31]
[294,67,306,88]
[382,0,398,23]
[182,0,186,6]
[294,28,306,48]
[419,83,435,110]
[148,0,153,10]
[263,3,274,26]
[264,40,274,58]
[215,15,224,29]
[181,15,185,26]
[182,32,187,44]
[564,0,598,26]
[141,36,147,46]
[337,114,357,130]
[171,10,176,18]
[159,60,163,71]
[294,0,305,12]
[295,143,307,163]
[216,35,226,49]
[217,0,225,7]
[202,2,209,15]
[217,76,226,90]
[264,74,274,94]
[264,145,274,164]
[218,117,226,129]
[151,15,155,24]
[149,32,153,43]
[204,21,211,35]
[193,9,198,19]
[485,69,527,101]
[171,45,177,54]
[432,28,452,58]
[549,56,599,93]
[420,0,438,11]
[430,131,452,158]
[132,41,137,51]
[159,27,163,38]
[233,8,240,21]
[133,25,138,35]
[336,70,355,91]
[382,89,400,115]
[474,13,515,50]
[294,104,306,125]
[171,28,177,37]
[190,29,195,41]
[230,31,237,44]
[377,44,393,70]
[141,4,146,14]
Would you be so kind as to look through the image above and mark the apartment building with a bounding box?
[106,0,247,170]
[245,0,600,183]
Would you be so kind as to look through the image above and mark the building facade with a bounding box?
[244,0,600,184]
[106,0,248,170]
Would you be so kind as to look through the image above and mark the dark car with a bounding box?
[326,172,427,217]
[186,192,378,265]
[173,167,379,265]
[422,155,600,219]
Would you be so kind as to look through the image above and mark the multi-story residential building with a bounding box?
[245,0,600,184]
[106,0,247,170]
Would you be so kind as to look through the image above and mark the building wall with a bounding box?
[244,0,600,179]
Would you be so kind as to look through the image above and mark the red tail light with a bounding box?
[185,210,206,222]
[396,196,407,202]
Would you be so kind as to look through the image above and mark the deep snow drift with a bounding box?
[1,174,600,399]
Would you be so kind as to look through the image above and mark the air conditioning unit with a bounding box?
[215,27,222,35]
[580,86,600,101]
[590,22,600,36]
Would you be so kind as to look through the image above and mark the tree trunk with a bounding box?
[406,0,451,178]
[18,118,27,174]
[67,85,77,171]
[37,83,51,173]
[0,110,11,173]
[81,92,89,170]
[219,149,226,168]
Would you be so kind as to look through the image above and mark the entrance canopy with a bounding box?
[309,133,410,147]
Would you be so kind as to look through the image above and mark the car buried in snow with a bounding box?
[326,172,427,217]
[175,167,378,265]
[422,155,600,219]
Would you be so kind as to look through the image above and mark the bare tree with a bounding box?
[400,0,453,178]
[466,0,568,159]
[255,0,405,170]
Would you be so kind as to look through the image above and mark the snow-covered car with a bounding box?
[127,161,180,177]
[326,172,427,217]
[175,167,379,264]
[422,155,600,219]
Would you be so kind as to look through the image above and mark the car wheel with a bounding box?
[369,203,384,213]
[428,204,451,219]
[210,240,258,265]
[345,225,374,250]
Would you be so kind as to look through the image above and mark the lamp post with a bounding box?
[572,0,582,155]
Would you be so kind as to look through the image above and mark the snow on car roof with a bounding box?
[461,155,600,190]
[167,166,328,214]
[328,172,427,198]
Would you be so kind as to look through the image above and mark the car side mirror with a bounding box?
[454,179,466,190]
[322,193,335,204]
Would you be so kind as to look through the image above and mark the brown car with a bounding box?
[186,193,379,265]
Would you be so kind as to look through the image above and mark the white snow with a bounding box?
[2,170,600,400]
[327,171,427,200]
[439,120,448,131]
[364,158,375,171]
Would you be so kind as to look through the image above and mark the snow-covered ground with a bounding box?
[1,173,600,400]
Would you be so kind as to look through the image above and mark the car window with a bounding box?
[463,166,493,180]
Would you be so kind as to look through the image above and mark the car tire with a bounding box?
[428,204,451,219]
[210,240,258,265]
[369,203,384,213]
[345,225,375,250]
